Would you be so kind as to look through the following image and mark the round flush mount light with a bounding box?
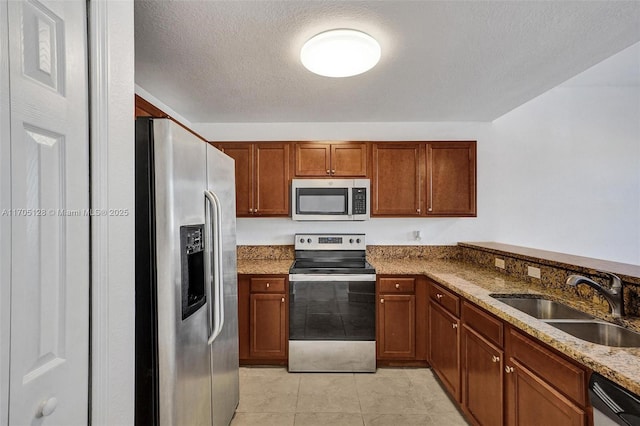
[300,29,381,78]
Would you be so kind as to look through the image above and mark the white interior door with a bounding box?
[7,0,89,424]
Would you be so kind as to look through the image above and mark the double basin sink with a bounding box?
[491,295,640,347]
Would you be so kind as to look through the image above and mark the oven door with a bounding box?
[288,274,376,372]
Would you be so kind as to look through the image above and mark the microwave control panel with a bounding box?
[352,188,367,214]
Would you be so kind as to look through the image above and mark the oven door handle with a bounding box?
[288,274,377,282]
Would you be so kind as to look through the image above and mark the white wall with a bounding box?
[490,85,640,265]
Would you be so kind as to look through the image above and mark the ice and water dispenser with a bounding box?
[180,225,206,320]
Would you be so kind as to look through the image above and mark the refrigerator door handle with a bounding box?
[204,190,222,344]
[212,190,225,338]
[205,190,225,345]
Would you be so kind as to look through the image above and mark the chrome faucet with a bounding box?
[566,272,624,318]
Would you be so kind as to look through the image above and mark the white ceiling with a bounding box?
[134,1,640,124]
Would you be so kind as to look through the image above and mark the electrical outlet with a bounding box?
[494,258,505,269]
[527,266,541,279]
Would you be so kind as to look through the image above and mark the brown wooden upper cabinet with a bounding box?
[371,141,476,217]
[294,142,367,177]
[216,142,290,217]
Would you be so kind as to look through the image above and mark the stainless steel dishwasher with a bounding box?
[590,373,640,426]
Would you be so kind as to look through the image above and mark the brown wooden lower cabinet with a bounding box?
[376,276,427,365]
[427,283,591,426]
[428,300,461,401]
[238,274,288,365]
[461,325,504,426]
[505,328,588,426]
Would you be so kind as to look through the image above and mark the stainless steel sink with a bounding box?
[547,321,640,348]
[490,295,640,347]
[491,295,594,320]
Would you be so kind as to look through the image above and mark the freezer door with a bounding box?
[206,145,240,426]
[152,119,212,426]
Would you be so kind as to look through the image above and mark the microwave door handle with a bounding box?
[347,188,353,217]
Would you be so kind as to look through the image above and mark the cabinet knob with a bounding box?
[436,293,443,299]
[331,169,335,174]
[492,355,500,363]
[417,208,421,213]
[395,283,400,289]
[248,208,253,213]
[452,323,458,329]
[38,397,58,417]
[281,297,285,303]
[266,283,270,288]
[505,366,514,374]
[380,298,384,304]
[326,170,330,174]
[428,208,433,212]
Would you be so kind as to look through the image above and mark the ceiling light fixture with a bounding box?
[300,29,381,78]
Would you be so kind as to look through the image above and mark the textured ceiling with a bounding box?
[134,1,640,123]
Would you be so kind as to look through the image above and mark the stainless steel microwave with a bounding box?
[291,179,370,221]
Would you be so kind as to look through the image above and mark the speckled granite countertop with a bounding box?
[237,259,292,275]
[372,258,640,395]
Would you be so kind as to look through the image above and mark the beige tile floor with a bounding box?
[231,367,468,426]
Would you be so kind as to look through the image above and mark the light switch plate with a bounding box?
[495,258,505,269]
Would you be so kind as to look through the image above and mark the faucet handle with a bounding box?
[600,271,622,290]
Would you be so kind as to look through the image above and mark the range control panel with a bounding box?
[295,233,366,251]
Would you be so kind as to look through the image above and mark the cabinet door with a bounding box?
[254,143,290,215]
[462,326,503,426]
[294,142,331,177]
[505,358,586,426]
[218,143,254,217]
[331,143,367,177]
[371,143,422,216]
[429,301,461,401]
[249,293,287,358]
[378,294,415,359]
[426,142,476,217]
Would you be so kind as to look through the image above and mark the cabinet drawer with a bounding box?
[462,302,503,348]
[430,282,460,317]
[250,277,285,293]
[379,277,415,293]
[507,328,587,406]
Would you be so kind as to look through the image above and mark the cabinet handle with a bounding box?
[492,355,500,363]
[395,283,400,289]
[380,298,384,304]
[281,297,285,303]
[428,159,433,212]
[326,169,330,174]
[505,366,514,373]
[452,323,458,329]
[436,293,443,299]
[266,283,270,288]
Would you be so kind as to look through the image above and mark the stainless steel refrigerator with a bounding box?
[135,118,239,425]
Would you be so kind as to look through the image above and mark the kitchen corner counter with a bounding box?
[237,259,292,275]
[371,257,640,395]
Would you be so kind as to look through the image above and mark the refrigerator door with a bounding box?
[206,145,240,425]
[152,120,212,425]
